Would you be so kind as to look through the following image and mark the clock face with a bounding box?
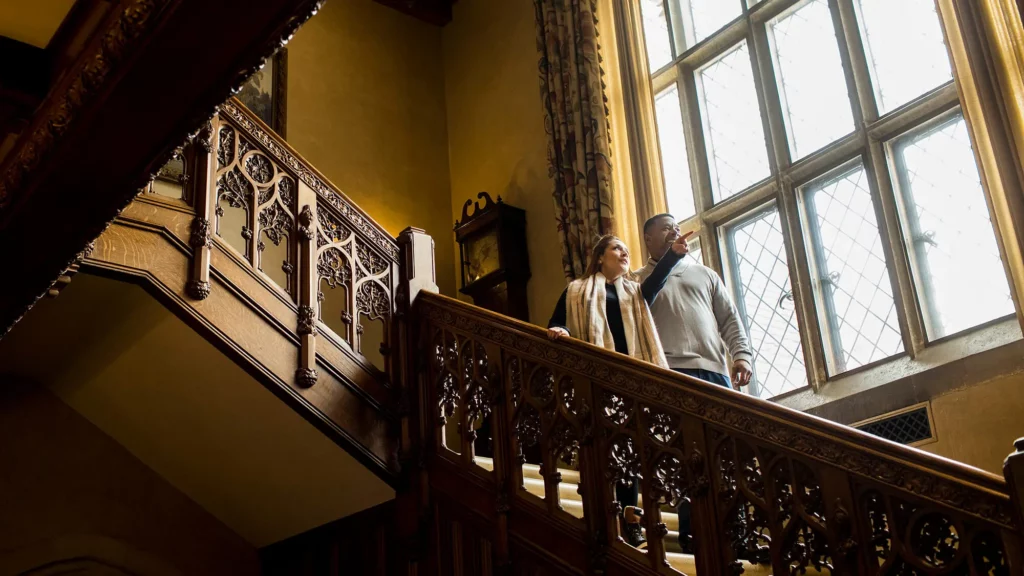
[465,231,500,284]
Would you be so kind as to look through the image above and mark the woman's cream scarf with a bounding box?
[564,273,669,368]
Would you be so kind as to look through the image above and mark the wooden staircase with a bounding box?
[22,98,1024,576]
[48,99,439,486]
[405,294,1024,575]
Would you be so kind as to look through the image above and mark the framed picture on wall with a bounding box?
[236,48,288,138]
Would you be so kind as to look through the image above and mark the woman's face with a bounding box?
[599,240,630,278]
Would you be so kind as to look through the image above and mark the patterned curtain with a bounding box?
[535,0,616,280]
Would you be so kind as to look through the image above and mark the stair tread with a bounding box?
[474,458,691,530]
[474,457,582,483]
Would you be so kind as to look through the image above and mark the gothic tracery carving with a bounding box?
[417,300,1014,529]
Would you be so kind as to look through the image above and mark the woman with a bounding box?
[547,233,690,548]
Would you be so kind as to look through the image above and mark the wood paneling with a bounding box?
[86,201,399,484]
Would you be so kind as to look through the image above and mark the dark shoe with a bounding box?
[622,521,647,549]
[678,533,693,555]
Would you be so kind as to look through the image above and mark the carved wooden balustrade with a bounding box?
[411,293,1023,576]
[83,98,441,482]
[141,98,413,393]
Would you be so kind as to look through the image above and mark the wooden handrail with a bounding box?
[217,100,399,261]
[420,293,1007,494]
[413,290,1021,574]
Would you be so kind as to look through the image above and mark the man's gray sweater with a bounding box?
[636,256,752,375]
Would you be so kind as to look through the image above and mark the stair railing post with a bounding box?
[1003,438,1024,571]
[396,227,438,574]
[397,227,439,463]
[581,380,614,575]
[186,116,215,300]
[295,182,319,388]
[682,418,730,575]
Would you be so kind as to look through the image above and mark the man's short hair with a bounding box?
[643,213,676,235]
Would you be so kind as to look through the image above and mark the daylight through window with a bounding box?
[637,0,1014,397]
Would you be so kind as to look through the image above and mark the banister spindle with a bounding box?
[634,401,666,570]
[295,183,318,388]
[187,118,215,300]
[587,383,616,575]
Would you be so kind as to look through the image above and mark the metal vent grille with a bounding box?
[855,406,933,445]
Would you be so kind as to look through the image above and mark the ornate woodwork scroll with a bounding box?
[182,102,403,388]
[417,295,1021,576]
[212,119,298,295]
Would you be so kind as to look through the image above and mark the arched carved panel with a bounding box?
[858,487,1007,575]
[213,122,297,295]
[415,298,1021,575]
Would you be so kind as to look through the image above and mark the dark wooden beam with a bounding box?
[0,0,325,336]
[371,0,454,26]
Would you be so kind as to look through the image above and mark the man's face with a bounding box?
[645,216,680,258]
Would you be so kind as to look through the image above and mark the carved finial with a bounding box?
[197,119,215,154]
[296,368,318,388]
[297,304,317,336]
[459,191,497,224]
[298,204,316,241]
[186,280,211,300]
[1014,437,1024,453]
[190,217,212,249]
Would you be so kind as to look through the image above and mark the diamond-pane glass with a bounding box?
[686,235,703,267]
[697,42,771,202]
[655,85,696,221]
[895,114,1014,339]
[727,208,806,397]
[856,0,952,114]
[769,0,855,159]
[805,165,903,373]
[641,0,674,71]
[687,0,743,46]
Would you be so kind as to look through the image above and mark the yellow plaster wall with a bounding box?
[918,370,1024,475]
[441,0,566,325]
[0,1,75,47]
[286,0,456,295]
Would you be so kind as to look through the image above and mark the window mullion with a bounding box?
[864,136,928,355]
[747,12,790,175]
[835,0,927,355]
[834,0,879,123]
[777,178,830,389]
[663,0,682,57]
[699,223,723,275]
[866,83,960,142]
[679,65,715,216]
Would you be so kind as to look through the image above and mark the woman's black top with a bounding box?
[547,250,682,355]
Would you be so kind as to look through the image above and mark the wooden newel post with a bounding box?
[395,226,437,573]
[396,226,438,462]
[398,227,439,308]
[1003,437,1024,569]
[295,181,319,388]
[187,118,215,300]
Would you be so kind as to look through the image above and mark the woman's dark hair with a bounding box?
[585,234,627,278]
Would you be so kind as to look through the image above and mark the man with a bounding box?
[635,213,754,553]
